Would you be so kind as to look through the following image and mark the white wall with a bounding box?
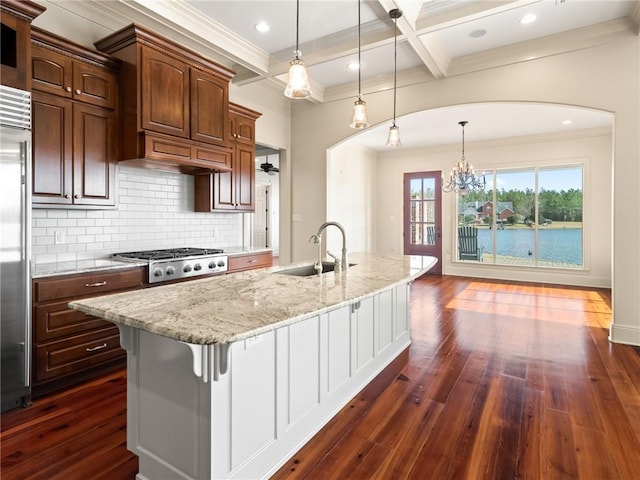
[373,128,612,287]
[290,33,639,346]
[327,143,377,255]
[31,166,242,265]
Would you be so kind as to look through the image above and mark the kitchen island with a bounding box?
[70,253,437,480]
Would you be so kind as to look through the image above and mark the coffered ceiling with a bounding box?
[34,0,638,149]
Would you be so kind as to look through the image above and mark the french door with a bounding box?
[403,171,442,274]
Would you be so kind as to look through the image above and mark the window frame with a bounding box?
[452,159,588,271]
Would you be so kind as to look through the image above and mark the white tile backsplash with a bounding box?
[31,166,243,265]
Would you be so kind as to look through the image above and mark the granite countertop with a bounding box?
[69,253,437,345]
[32,258,147,278]
[31,247,272,278]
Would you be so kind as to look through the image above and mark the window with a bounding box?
[457,164,583,269]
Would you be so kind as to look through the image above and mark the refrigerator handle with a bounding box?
[22,140,32,388]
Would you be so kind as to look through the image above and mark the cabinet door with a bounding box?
[234,142,255,211]
[72,103,116,206]
[232,113,256,145]
[140,46,189,138]
[212,170,236,211]
[31,43,73,98]
[32,92,73,204]
[191,67,228,146]
[72,61,116,109]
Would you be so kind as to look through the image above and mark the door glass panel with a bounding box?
[423,201,435,223]
[410,223,422,245]
[410,178,423,200]
[423,225,435,245]
[423,178,435,199]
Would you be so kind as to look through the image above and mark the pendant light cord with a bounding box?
[392,13,397,126]
[357,0,362,99]
[296,0,300,58]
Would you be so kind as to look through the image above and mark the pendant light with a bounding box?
[284,0,312,99]
[442,121,486,196]
[386,8,402,147]
[349,0,369,129]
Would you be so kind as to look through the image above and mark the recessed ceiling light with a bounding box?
[348,61,360,71]
[562,120,573,125]
[469,29,487,38]
[520,14,537,25]
[255,21,270,33]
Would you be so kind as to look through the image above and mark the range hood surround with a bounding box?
[95,23,236,175]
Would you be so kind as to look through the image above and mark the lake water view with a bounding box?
[476,228,582,265]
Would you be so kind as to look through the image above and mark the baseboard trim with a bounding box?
[609,323,640,347]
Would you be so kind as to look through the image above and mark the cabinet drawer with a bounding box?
[228,251,273,273]
[34,268,144,302]
[34,328,124,383]
[34,300,113,342]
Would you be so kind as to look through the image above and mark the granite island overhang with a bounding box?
[69,253,437,345]
[69,253,437,480]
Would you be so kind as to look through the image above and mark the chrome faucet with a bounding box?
[310,221,348,273]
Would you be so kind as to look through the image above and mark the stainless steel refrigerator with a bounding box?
[1,84,32,412]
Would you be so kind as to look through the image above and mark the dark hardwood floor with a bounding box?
[2,275,639,479]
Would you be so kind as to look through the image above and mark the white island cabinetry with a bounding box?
[122,282,410,480]
[69,253,436,480]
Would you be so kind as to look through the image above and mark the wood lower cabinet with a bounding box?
[194,104,261,212]
[227,251,273,273]
[32,267,144,396]
[31,27,118,208]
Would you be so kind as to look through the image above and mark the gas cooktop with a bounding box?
[113,248,227,284]
[114,247,224,261]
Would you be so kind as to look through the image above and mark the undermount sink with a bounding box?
[276,262,356,277]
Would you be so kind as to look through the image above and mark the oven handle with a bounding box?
[85,281,107,288]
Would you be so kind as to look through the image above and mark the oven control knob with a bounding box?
[183,264,192,273]
[208,261,216,269]
[193,263,202,271]
[153,268,163,277]
[217,260,225,267]
[166,266,175,275]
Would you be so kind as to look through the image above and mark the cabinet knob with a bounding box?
[65,86,72,92]
[74,194,80,199]
[64,194,70,199]
[75,89,82,95]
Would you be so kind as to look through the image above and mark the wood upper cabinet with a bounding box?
[140,45,189,137]
[0,0,45,90]
[95,24,234,174]
[32,41,117,109]
[191,67,229,145]
[31,28,118,208]
[194,104,261,213]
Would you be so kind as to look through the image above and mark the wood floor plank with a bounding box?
[3,275,639,480]
[544,408,579,479]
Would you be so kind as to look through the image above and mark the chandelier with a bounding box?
[442,121,486,196]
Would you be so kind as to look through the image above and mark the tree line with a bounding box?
[463,188,583,222]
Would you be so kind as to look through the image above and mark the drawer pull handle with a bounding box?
[85,281,107,288]
[248,259,257,263]
[86,343,108,352]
